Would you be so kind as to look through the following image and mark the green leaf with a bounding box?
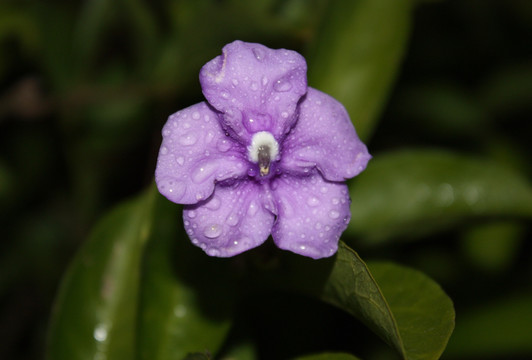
[137,194,236,359]
[293,352,361,360]
[348,149,532,243]
[307,0,413,141]
[322,242,454,360]
[46,186,157,360]
[367,261,455,360]
[444,294,532,358]
[461,221,524,272]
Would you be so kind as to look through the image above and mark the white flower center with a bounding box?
[248,131,279,176]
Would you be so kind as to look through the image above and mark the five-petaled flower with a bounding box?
[155,41,370,259]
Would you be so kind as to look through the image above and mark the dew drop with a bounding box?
[331,197,340,205]
[232,79,239,86]
[205,196,221,210]
[191,161,218,184]
[247,201,259,217]
[163,129,171,137]
[273,78,292,92]
[158,178,185,200]
[226,212,239,226]
[192,111,200,120]
[204,224,222,239]
[216,138,231,152]
[328,210,340,219]
[206,247,220,256]
[187,210,196,218]
[306,197,319,207]
[160,146,168,155]
[179,133,197,146]
[176,156,185,165]
[93,324,108,342]
[315,222,322,230]
[252,47,265,61]
[205,131,215,144]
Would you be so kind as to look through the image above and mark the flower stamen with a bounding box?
[258,145,271,176]
[248,131,279,177]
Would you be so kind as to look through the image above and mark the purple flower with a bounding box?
[155,41,370,259]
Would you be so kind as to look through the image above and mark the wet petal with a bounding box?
[271,173,350,259]
[155,102,248,204]
[183,181,275,257]
[200,40,307,143]
[280,88,371,181]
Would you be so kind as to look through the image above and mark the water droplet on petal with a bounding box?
[216,138,231,152]
[192,111,200,120]
[232,79,239,86]
[206,247,220,256]
[158,178,185,200]
[205,196,221,210]
[331,198,340,205]
[205,131,215,144]
[328,210,340,219]
[160,146,168,155]
[252,47,265,61]
[191,161,218,184]
[187,210,196,218]
[247,201,258,217]
[226,212,239,226]
[204,224,222,239]
[179,134,197,146]
[306,197,319,207]
[176,156,185,165]
[273,78,292,92]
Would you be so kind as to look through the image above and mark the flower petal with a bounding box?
[200,40,307,143]
[183,181,275,257]
[280,88,371,181]
[271,173,351,259]
[155,102,248,204]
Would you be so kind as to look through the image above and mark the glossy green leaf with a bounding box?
[367,261,455,360]
[348,149,532,243]
[444,294,532,358]
[307,0,413,141]
[46,186,157,360]
[137,194,236,359]
[293,352,361,360]
[322,242,454,360]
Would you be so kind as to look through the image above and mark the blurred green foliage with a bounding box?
[1,0,531,359]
